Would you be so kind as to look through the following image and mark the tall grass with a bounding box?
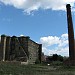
[0,62,75,75]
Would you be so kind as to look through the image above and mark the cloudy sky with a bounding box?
[0,0,75,56]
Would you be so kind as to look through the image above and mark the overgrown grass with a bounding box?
[0,62,75,75]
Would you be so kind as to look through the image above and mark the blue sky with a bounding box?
[0,0,75,56]
[0,7,67,40]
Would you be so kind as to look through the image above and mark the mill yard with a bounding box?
[0,61,75,75]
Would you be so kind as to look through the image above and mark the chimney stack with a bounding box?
[66,4,75,65]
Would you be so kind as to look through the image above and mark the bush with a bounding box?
[35,59,40,64]
[50,61,63,66]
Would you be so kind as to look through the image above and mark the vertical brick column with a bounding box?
[38,44,42,63]
[1,35,7,61]
[5,36,11,60]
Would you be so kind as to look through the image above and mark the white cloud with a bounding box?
[20,34,24,37]
[48,47,69,56]
[40,36,60,47]
[39,33,69,56]
[58,33,68,47]
[0,0,75,14]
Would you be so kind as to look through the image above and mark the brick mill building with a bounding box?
[0,34,42,64]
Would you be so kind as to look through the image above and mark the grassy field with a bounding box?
[0,62,75,75]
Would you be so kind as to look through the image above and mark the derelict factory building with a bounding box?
[0,35,42,64]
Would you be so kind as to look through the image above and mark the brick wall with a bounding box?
[28,39,41,64]
[0,35,42,64]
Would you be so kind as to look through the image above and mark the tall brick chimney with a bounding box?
[66,4,75,65]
